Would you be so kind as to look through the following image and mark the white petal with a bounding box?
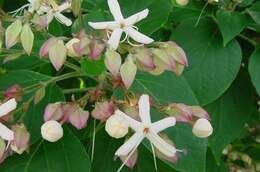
[115,132,143,156]
[151,117,176,133]
[57,2,71,12]
[88,21,119,30]
[138,94,151,124]
[147,132,176,157]
[114,110,142,132]
[108,0,124,21]
[54,13,72,26]
[0,98,17,117]
[107,28,123,50]
[125,27,154,44]
[0,123,14,141]
[125,9,149,26]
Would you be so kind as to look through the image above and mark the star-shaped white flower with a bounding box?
[38,1,72,26]
[88,0,154,50]
[0,98,17,141]
[114,95,177,158]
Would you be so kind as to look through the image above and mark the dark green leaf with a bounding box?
[249,49,260,95]
[80,58,106,76]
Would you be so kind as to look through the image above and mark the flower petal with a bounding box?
[88,21,119,30]
[108,0,124,21]
[107,28,123,50]
[125,9,149,26]
[114,110,141,132]
[54,13,72,26]
[0,123,14,141]
[125,27,154,44]
[138,94,151,124]
[115,132,143,156]
[0,98,17,117]
[147,132,176,157]
[151,117,176,133]
[57,2,71,12]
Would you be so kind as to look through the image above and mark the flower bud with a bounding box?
[32,14,49,28]
[34,87,46,104]
[20,24,34,55]
[189,106,209,119]
[166,103,192,123]
[132,47,155,71]
[73,37,90,56]
[44,103,64,122]
[11,124,30,154]
[5,20,22,49]
[4,85,23,101]
[152,48,176,72]
[39,38,57,57]
[49,40,67,71]
[89,39,105,60]
[105,114,128,139]
[105,49,122,76]
[0,98,17,117]
[41,120,63,142]
[63,103,89,130]
[120,56,137,89]
[120,149,138,169]
[66,38,81,57]
[192,118,213,138]
[176,0,189,6]
[91,101,114,122]
[71,0,82,16]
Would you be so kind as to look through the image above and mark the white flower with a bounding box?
[192,118,213,138]
[41,120,63,142]
[38,1,72,26]
[0,98,17,141]
[88,0,154,50]
[114,95,177,159]
[105,114,129,139]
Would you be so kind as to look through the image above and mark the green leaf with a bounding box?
[216,10,248,45]
[206,71,254,161]
[247,1,260,25]
[80,58,106,76]
[0,70,50,90]
[171,18,242,105]
[0,127,91,172]
[249,49,260,95]
[206,150,228,172]
[24,84,65,143]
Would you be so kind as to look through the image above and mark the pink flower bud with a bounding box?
[49,40,67,71]
[89,39,105,60]
[39,38,57,57]
[63,103,89,130]
[120,149,138,169]
[189,106,209,119]
[91,101,114,122]
[73,37,90,56]
[4,85,23,101]
[152,48,176,73]
[44,103,64,122]
[120,56,137,89]
[166,103,193,123]
[11,124,30,154]
[105,49,122,76]
[133,47,155,71]
[65,38,81,57]
[5,20,22,49]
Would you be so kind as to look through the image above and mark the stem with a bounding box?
[63,87,95,94]
[91,119,96,162]
[238,34,257,47]
[195,2,208,27]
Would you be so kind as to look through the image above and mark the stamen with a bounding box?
[127,37,144,47]
[91,119,96,162]
[9,4,30,16]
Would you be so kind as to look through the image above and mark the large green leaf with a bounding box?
[0,127,91,172]
[206,150,228,172]
[24,84,65,143]
[206,71,254,161]
[216,10,248,46]
[249,49,260,95]
[171,18,242,105]
[247,1,260,25]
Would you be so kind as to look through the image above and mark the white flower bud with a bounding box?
[105,114,128,139]
[176,0,189,6]
[192,118,213,138]
[41,120,63,142]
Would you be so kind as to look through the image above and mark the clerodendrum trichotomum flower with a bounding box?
[0,99,17,142]
[111,95,180,171]
[88,0,154,49]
